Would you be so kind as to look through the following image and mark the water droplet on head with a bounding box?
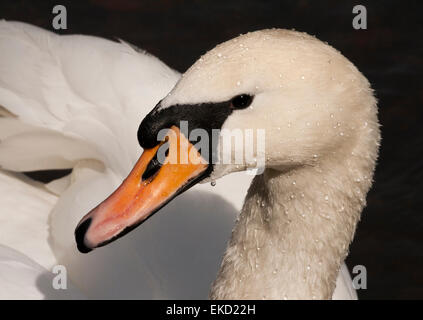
[210,180,216,187]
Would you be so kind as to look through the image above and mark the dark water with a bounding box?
[1,0,422,299]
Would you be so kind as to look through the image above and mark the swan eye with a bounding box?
[231,94,253,109]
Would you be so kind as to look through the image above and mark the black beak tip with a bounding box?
[75,218,93,254]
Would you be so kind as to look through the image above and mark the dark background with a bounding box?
[1,0,422,299]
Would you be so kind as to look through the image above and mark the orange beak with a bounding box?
[75,126,208,253]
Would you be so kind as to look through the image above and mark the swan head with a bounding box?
[75,29,379,253]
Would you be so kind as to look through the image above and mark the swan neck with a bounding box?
[210,159,372,299]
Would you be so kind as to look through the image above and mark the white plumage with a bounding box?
[0,21,357,299]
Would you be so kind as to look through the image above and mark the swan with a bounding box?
[0,21,374,299]
[0,20,254,299]
[74,29,380,299]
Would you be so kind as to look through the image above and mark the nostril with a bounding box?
[142,148,163,181]
[75,218,93,254]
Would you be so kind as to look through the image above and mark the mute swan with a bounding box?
[0,21,369,299]
[75,29,380,299]
[0,20,254,299]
